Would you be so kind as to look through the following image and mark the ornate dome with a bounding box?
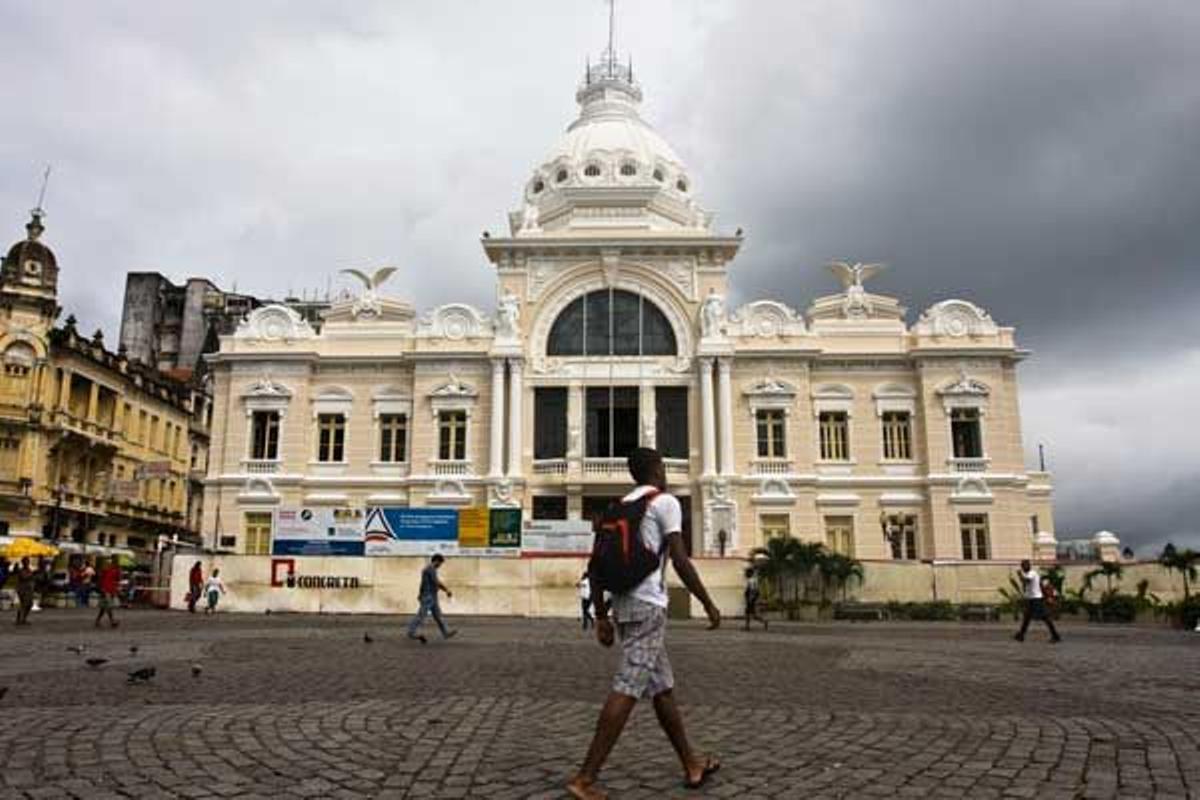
[1,209,59,298]
[513,49,710,235]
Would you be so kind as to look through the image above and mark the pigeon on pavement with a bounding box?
[127,667,156,684]
[363,632,374,644]
[85,657,109,668]
[191,664,202,678]
[67,644,85,655]
[128,645,139,655]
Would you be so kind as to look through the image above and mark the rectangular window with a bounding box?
[885,514,918,560]
[824,516,855,556]
[951,408,983,458]
[818,411,849,461]
[960,514,990,560]
[149,416,160,450]
[881,411,912,460]
[585,387,639,458]
[534,388,568,460]
[378,414,408,463]
[655,387,689,459]
[244,512,272,556]
[250,411,280,460]
[122,403,133,436]
[137,410,147,444]
[756,409,787,458]
[438,410,467,461]
[760,513,790,541]
[317,413,346,462]
[532,495,568,520]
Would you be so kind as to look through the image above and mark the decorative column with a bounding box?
[640,382,656,448]
[87,382,100,423]
[488,358,505,478]
[59,369,72,411]
[717,358,735,475]
[506,359,523,478]
[698,357,716,476]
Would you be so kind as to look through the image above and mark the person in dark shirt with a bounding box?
[405,554,457,644]
[188,561,204,613]
[14,558,36,626]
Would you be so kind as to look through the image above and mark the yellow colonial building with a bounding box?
[0,209,205,555]
[201,49,1054,564]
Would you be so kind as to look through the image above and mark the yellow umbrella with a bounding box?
[2,537,60,560]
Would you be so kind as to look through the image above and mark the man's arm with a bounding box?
[667,533,720,629]
[590,571,614,647]
[438,579,453,598]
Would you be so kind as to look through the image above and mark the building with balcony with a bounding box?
[0,209,201,555]
[200,43,1054,561]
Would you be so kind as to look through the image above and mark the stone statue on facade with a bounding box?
[496,290,521,341]
[699,288,726,339]
[340,266,398,319]
[520,201,541,233]
[827,261,885,319]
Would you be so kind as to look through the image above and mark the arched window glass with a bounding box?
[547,289,677,357]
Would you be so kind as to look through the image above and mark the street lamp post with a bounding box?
[48,483,66,542]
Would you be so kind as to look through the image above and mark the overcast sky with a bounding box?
[1,1,1197,552]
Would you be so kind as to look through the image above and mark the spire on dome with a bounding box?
[578,0,640,107]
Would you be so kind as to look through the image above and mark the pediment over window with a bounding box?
[744,377,797,397]
[727,300,808,338]
[416,304,492,341]
[812,383,854,417]
[938,372,990,398]
[429,377,477,398]
[873,382,917,416]
[242,376,292,398]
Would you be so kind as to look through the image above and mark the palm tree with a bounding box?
[818,552,866,603]
[1083,561,1124,596]
[750,536,799,611]
[790,541,826,604]
[1159,542,1199,600]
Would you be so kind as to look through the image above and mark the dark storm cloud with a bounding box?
[0,1,1195,550]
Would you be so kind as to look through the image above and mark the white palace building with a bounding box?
[201,45,1055,566]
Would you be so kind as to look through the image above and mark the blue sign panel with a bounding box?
[364,507,459,556]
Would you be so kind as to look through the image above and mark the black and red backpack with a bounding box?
[588,490,665,595]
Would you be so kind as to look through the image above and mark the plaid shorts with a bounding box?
[612,599,674,699]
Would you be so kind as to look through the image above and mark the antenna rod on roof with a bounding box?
[35,164,52,210]
[607,0,615,76]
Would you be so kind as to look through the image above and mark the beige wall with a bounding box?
[171,554,1192,619]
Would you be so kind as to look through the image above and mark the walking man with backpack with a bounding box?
[567,447,722,799]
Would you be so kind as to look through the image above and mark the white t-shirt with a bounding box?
[204,576,226,594]
[577,577,591,601]
[611,485,682,614]
[1019,568,1042,599]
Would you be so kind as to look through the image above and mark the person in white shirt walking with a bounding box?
[1014,559,1061,643]
[204,569,227,615]
[567,448,722,799]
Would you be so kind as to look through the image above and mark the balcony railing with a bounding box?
[949,457,989,473]
[242,459,281,475]
[750,458,793,476]
[583,458,626,477]
[533,458,568,476]
[431,460,472,477]
[664,458,689,475]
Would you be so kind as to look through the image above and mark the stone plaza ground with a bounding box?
[1,610,1198,799]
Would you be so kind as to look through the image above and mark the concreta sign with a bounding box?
[272,508,366,556]
[522,519,594,555]
[270,558,362,589]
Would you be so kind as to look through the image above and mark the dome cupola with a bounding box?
[510,22,711,237]
[1,207,59,300]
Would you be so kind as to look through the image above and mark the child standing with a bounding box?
[204,568,227,614]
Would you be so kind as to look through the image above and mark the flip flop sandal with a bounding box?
[684,756,721,789]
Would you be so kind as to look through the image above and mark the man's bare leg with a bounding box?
[652,689,714,784]
[566,691,637,799]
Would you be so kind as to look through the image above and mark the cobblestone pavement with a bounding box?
[1,610,1199,798]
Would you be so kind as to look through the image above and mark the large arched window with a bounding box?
[547,289,677,356]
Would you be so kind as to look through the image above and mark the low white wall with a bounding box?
[170,555,1190,618]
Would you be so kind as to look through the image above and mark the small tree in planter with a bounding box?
[818,551,865,604]
[751,535,799,618]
